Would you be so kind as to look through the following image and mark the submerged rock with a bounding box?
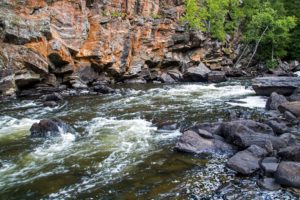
[252,77,300,96]
[30,118,74,138]
[43,101,58,107]
[275,161,300,188]
[157,121,179,131]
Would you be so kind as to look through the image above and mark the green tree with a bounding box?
[181,0,241,41]
[243,2,296,61]
[283,0,300,59]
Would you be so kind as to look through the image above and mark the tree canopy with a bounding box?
[181,0,298,63]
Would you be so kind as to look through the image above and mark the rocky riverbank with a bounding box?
[175,76,300,195]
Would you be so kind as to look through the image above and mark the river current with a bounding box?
[0,81,297,199]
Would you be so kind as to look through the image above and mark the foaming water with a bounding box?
[227,96,267,108]
[0,116,38,140]
[0,81,297,199]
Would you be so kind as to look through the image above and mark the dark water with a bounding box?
[0,81,297,199]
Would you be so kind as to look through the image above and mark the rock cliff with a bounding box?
[0,0,239,98]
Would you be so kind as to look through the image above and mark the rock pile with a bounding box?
[176,81,300,191]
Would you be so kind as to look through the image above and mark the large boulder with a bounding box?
[218,120,286,150]
[265,92,288,110]
[278,101,300,117]
[183,62,211,82]
[252,77,300,96]
[175,130,235,155]
[275,161,300,188]
[226,145,268,175]
[30,118,74,138]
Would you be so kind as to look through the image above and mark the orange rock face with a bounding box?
[0,0,237,97]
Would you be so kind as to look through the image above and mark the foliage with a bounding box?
[283,0,300,59]
[181,0,241,41]
[266,59,278,69]
[182,0,298,63]
[243,2,296,60]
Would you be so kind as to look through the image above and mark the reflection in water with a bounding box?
[0,82,296,199]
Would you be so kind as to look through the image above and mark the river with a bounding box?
[0,80,296,199]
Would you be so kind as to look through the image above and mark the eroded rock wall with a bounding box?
[0,0,239,97]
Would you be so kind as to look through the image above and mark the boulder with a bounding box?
[226,145,267,175]
[275,161,300,188]
[30,118,74,138]
[175,130,235,155]
[218,120,286,150]
[266,120,288,135]
[160,73,176,83]
[265,92,288,111]
[260,157,279,176]
[207,71,227,83]
[257,178,281,191]
[278,146,300,162]
[197,129,214,139]
[183,62,211,82]
[252,77,300,96]
[278,101,300,117]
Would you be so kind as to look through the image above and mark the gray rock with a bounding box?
[30,118,74,138]
[252,77,300,96]
[265,92,288,111]
[260,157,279,175]
[275,161,300,188]
[278,146,300,162]
[219,120,286,150]
[278,101,300,117]
[183,62,211,82]
[207,71,227,83]
[160,73,176,83]
[197,129,214,139]
[257,178,281,191]
[226,145,267,175]
[266,120,288,135]
[175,130,235,155]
